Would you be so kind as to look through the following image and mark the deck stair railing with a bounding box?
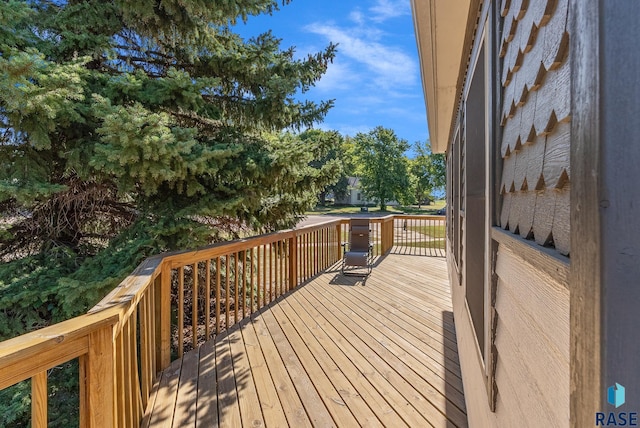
[0,214,443,427]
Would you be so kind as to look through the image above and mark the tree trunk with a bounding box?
[318,191,327,206]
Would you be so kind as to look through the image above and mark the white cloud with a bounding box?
[305,22,417,90]
[349,10,365,25]
[369,0,411,22]
[314,60,358,92]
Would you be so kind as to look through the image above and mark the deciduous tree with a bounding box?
[410,140,446,206]
[352,127,411,210]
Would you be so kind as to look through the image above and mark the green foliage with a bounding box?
[351,127,411,210]
[0,0,339,425]
[0,361,81,428]
[409,140,446,206]
[303,129,349,204]
[0,219,161,341]
[0,220,161,427]
[0,0,337,253]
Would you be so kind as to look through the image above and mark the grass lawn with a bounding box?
[400,200,446,215]
[406,224,446,238]
[308,200,446,216]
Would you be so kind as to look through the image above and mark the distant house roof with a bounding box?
[347,177,360,188]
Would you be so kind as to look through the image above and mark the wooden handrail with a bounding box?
[0,214,444,427]
[0,309,119,389]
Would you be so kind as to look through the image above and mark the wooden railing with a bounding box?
[336,215,445,258]
[391,215,446,257]
[0,214,442,427]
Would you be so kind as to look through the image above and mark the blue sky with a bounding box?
[236,0,429,147]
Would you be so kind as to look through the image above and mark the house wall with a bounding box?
[498,0,571,255]
[446,0,572,426]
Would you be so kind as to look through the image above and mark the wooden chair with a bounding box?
[341,218,373,276]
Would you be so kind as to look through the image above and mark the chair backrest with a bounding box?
[349,218,370,252]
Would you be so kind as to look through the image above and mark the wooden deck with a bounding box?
[143,254,467,427]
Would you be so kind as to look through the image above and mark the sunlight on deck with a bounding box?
[143,254,467,428]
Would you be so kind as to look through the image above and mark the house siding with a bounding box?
[498,0,571,255]
[493,0,572,425]
[445,1,571,426]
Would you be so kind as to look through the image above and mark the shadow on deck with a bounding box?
[143,253,467,427]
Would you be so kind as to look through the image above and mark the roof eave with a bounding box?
[411,0,474,154]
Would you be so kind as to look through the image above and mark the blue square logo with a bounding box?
[608,383,626,408]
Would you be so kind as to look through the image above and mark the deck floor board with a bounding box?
[146,254,468,427]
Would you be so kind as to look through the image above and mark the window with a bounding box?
[464,38,487,358]
[450,128,462,273]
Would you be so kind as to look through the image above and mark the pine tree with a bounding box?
[1,0,337,255]
[0,2,338,424]
[303,129,350,205]
[0,0,338,268]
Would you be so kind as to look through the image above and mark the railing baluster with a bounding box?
[308,233,312,278]
[116,330,126,428]
[178,266,184,357]
[281,240,285,295]
[234,253,239,326]
[321,229,325,269]
[276,241,281,297]
[250,248,255,314]
[79,354,87,428]
[427,218,431,257]
[318,230,322,270]
[278,239,287,295]
[314,231,318,275]
[140,293,150,409]
[269,243,274,301]
[306,235,310,279]
[224,254,231,329]
[289,235,297,290]
[131,308,142,424]
[216,257,221,335]
[124,319,133,427]
[320,229,329,269]
[31,371,47,428]
[242,250,247,318]
[193,262,199,349]
[150,278,157,377]
[258,245,267,310]
[259,245,264,307]
[205,260,211,340]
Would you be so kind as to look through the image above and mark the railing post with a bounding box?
[82,324,116,427]
[155,265,171,371]
[381,219,387,254]
[379,217,388,255]
[289,233,298,289]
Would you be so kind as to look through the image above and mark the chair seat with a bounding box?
[342,218,373,276]
[344,251,369,266]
